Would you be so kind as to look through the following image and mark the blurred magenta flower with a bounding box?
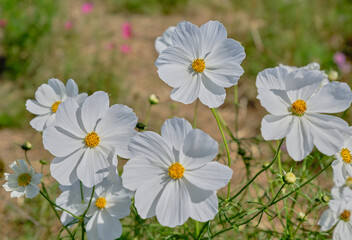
[64,21,73,30]
[122,22,132,39]
[0,19,7,28]
[106,42,116,50]
[120,44,131,54]
[81,3,94,14]
[333,52,351,74]
[334,52,346,66]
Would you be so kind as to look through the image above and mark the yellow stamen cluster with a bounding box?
[95,197,107,209]
[84,132,100,148]
[340,209,351,222]
[341,148,352,164]
[291,100,307,116]
[192,59,206,73]
[168,162,185,179]
[51,101,62,113]
[17,173,32,186]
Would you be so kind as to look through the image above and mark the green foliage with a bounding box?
[105,0,189,14]
[0,0,58,78]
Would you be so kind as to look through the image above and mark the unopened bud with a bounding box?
[262,161,270,168]
[148,94,159,105]
[21,141,32,151]
[283,172,296,184]
[39,159,47,165]
[136,122,146,130]
[298,211,307,221]
[321,195,330,203]
[328,70,339,81]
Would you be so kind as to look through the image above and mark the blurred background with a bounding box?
[0,0,352,239]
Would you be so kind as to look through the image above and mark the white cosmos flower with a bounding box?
[43,91,138,187]
[332,129,352,187]
[155,21,245,108]
[56,167,131,238]
[122,117,233,227]
[85,174,131,240]
[26,78,87,132]
[155,26,176,53]
[257,66,352,161]
[2,159,42,199]
[318,187,352,239]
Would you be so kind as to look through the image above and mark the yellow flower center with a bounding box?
[192,59,206,73]
[341,148,352,164]
[95,197,106,209]
[346,176,352,187]
[168,162,185,179]
[17,173,32,186]
[84,132,100,148]
[291,100,307,116]
[51,101,62,113]
[340,209,351,222]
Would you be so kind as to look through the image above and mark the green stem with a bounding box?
[211,108,232,199]
[292,203,319,237]
[195,221,200,237]
[24,150,32,167]
[229,139,284,202]
[193,99,199,128]
[39,186,74,238]
[234,85,239,138]
[144,104,152,126]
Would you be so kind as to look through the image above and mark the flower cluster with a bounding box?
[3,19,352,240]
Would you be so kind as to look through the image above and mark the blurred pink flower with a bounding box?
[106,42,116,50]
[333,52,351,74]
[122,22,132,39]
[333,52,346,66]
[64,21,73,30]
[120,44,131,54]
[81,3,94,14]
[0,19,7,28]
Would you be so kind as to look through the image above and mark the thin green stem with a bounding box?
[144,104,152,126]
[229,139,284,202]
[193,99,199,128]
[211,108,232,199]
[234,85,239,138]
[195,221,200,237]
[80,186,95,240]
[80,181,84,203]
[24,150,32,167]
[39,188,74,238]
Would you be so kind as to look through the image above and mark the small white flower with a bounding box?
[2,159,42,199]
[43,91,138,187]
[155,26,176,53]
[26,78,87,132]
[122,117,233,227]
[155,21,245,108]
[85,176,131,240]
[257,66,352,161]
[332,129,352,187]
[318,187,352,239]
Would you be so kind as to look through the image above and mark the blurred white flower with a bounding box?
[2,159,42,199]
[318,187,352,239]
[122,117,233,227]
[26,78,87,132]
[257,66,352,161]
[155,26,176,53]
[43,91,138,187]
[155,21,245,108]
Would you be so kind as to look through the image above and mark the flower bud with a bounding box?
[262,161,270,168]
[283,172,296,184]
[21,141,32,151]
[39,159,47,165]
[298,211,307,221]
[328,70,339,81]
[136,122,146,130]
[148,94,159,105]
